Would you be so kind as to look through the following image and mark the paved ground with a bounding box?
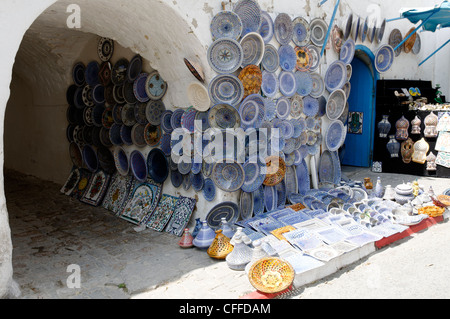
[5,166,450,299]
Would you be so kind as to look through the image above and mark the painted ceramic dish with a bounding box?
[360,16,368,42]
[262,44,280,73]
[290,94,303,119]
[239,191,254,220]
[264,185,278,212]
[278,71,297,97]
[208,74,244,107]
[238,64,263,98]
[97,37,114,62]
[307,44,321,71]
[326,89,346,120]
[389,28,403,57]
[203,178,216,201]
[240,32,265,67]
[302,96,319,117]
[259,11,274,44]
[233,0,262,36]
[295,71,313,96]
[131,123,147,147]
[292,17,310,47]
[206,201,240,229]
[133,73,150,103]
[377,18,386,43]
[184,58,205,83]
[239,94,265,129]
[210,10,243,40]
[341,13,353,40]
[278,45,297,72]
[339,38,355,64]
[274,13,293,45]
[331,25,344,53]
[145,71,167,101]
[72,62,86,87]
[375,44,395,73]
[187,82,211,112]
[147,148,169,183]
[263,155,286,186]
[85,61,100,87]
[261,70,279,98]
[403,27,417,54]
[325,120,346,151]
[212,160,245,192]
[324,60,347,92]
[111,58,128,86]
[113,147,129,176]
[276,97,291,119]
[181,107,197,133]
[144,123,162,147]
[352,16,360,41]
[241,157,266,193]
[208,103,241,129]
[310,18,328,46]
[310,72,325,98]
[252,185,265,215]
[207,38,244,74]
[296,158,310,195]
[295,46,312,71]
[170,108,185,130]
[318,150,335,184]
[127,54,142,83]
[145,99,166,126]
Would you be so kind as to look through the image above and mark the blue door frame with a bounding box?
[342,45,379,167]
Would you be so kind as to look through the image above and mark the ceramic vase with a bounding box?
[377,115,391,138]
[395,116,409,141]
[178,228,194,248]
[374,177,384,198]
[192,220,215,249]
[225,236,253,271]
[207,230,234,259]
[386,135,400,158]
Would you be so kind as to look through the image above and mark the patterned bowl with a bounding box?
[248,257,295,294]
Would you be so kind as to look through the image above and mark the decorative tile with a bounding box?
[165,196,197,236]
[60,167,81,196]
[101,173,135,215]
[70,168,92,200]
[145,194,179,231]
[80,170,111,206]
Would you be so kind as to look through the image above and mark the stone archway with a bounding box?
[0,0,209,298]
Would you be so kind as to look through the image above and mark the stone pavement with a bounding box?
[5,167,450,299]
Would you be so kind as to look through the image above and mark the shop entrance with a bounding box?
[342,46,379,168]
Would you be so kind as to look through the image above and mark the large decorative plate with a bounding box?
[194,111,210,132]
[147,148,169,183]
[127,54,142,83]
[178,158,192,175]
[259,11,274,44]
[82,85,94,107]
[160,110,173,133]
[331,25,344,54]
[144,123,162,147]
[212,160,245,192]
[325,120,345,151]
[97,38,114,62]
[133,102,148,125]
[376,18,386,43]
[324,60,347,92]
[72,62,86,87]
[261,71,278,98]
[310,72,325,98]
[303,96,319,117]
[191,173,204,192]
[233,0,262,36]
[239,191,254,220]
[360,16,368,42]
[388,28,403,57]
[326,89,346,120]
[208,103,241,129]
[375,44,394,73]
[278,71,297,97]
[208,74,244,106]
[238,64,262,98]
[187,82,210,112]
[290,94,303,118]
[111,58,128,86]
[278,45,297,72]
[341,13,353,40]
[145,99,166,126]
[241,157,266,193]
[121,104,137,127]
[296,158,310,195]
[98,62,112,87]
[85,61,100,87]
[239,94,265,129]
[264,98,277,121]
[210,10,243,40]
[180,107,197,133]
[412,32,421,55]
[203,178,216,201]
[295,46,312,72]
[263,155,286,186]
[160,133,172,156]
[252,185,265,215]
[317,95,327,117]
[131,123,147,147]
[262,44,279,73]
[206,201,239,229]
[352,16,360,41]
[310,18,328,46]
[274,13,293,45]
[403,28,417,53]
[330,150,341,185]
[295,71,313,96]
[292,17,310,47]
[208,38,244,74]
[318,150,334,184]
[171,169,183,188]
[240,32,265,67]
[339,38,355,64]
[133,73,150,103]
[307,44,321,71]
[285,165,298,196]
[145,70,167,101]
[264,185,278,212]
[276,97,291,119]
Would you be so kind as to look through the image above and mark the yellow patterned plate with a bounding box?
[248,257,295,294]
[238,64,262,98]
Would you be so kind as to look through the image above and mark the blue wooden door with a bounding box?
[342,56,374,167]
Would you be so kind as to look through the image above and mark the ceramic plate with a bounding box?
[296,158,310,195]
[341,13,353,40]
[145,71,167,101]
[295,46,312,71]
[203,178,216,201]
[145,99,166,126]
[170,108,185,129]
[278,45,297,72]
[233,0,262,36]
[241,157,266,193]
[302,96,319,117]
[262,44,280,73]
[307,44,321,71]
[403,28,417,53]
[360,17,368,42]
[207,38,244,74]
[212,160,245,192]
[252,185,265,215]
[97,38,114,62]
[318,150,334,184]
[388,28,403,57]
[290,94,303,119]
[295,71,313,96]
[206,201,240,229]
[208,103,241,129]
[208,74,244,106]
[239,93,265,129]
[111,58,128,86]
[412,32,421,55]
[184,58,205,83]
[187,82,211,112]
[310,72,325,98]
[238,64,262,98]
[352,16,360,41]
[259,11,274,44]
[240,191,254,220]
[264,185,278,212]
[274,13,293,45]
[326,89,346,120]
[325,120,346,151]
[340,38,355,64]
[171,169,183,188]
[210,10,243,40]
[133,73,150,103]
[330,150,341,185]
[72,62,86,87]
[292,17,311,47]
[310,18,328,46]
[377,18,386,43]
[276,97,291,119]
[331,25,344,54]
[181,107,197,133]
[85,61,100,87]
[278,71,297,97]
[240,32,265,67]
[324,60,347,92]
[375,44,394,73]
[260,71,277,98]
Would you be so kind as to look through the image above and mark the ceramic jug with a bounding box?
[377,115,391,138]
[386,135,400,158]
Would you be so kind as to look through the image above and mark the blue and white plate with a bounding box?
[203,178,216,201]
[239,94,265,129]
[170,108,185,130]
[278,71,297,97]
[318,150,335,184]
[324,60,347,92]
[307,44,321,71]
[206,201,240,229]
[261,71,279,98]
[296,158,310,195]
[302,95,319,117]
[310,18,328,46]
[274,13,293,45]
[339,38,355,64]
[210,10,243,40]
[375,44,394,73]
[276,97,291,119]
[264,98,277,121]
[239,191,254,220]
[325,120,346,151]
[310,72,325,98]
[240,32,265,67]
[127,54,142,83]
[208,103,241,129]
[252,185,265,215]
[326,89,346,120]
[145,71,167,101]
[292,17,311,47]
[72,62,86,87]
[278,45,297,72]
[241,157,266,193]
[360,16,368,42]
[290,94,303,119]
[212,160,245,192]
[330,150,342,185]
[191,172,204,192]
[264,185,278,212]
[171,169,183,188]
[275,180,287,208]
[133,73,150,103]
[285,165,298,195]
[262,44,279,73]
[194,111,211,132]
[161,110,174,133]
[207,38,244,74]
[178,158,193,175]
[295,71,313,96]
[317,96,327,117]
[259,11,274,43]
[233,0,262,36]
[208,74,244,106]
